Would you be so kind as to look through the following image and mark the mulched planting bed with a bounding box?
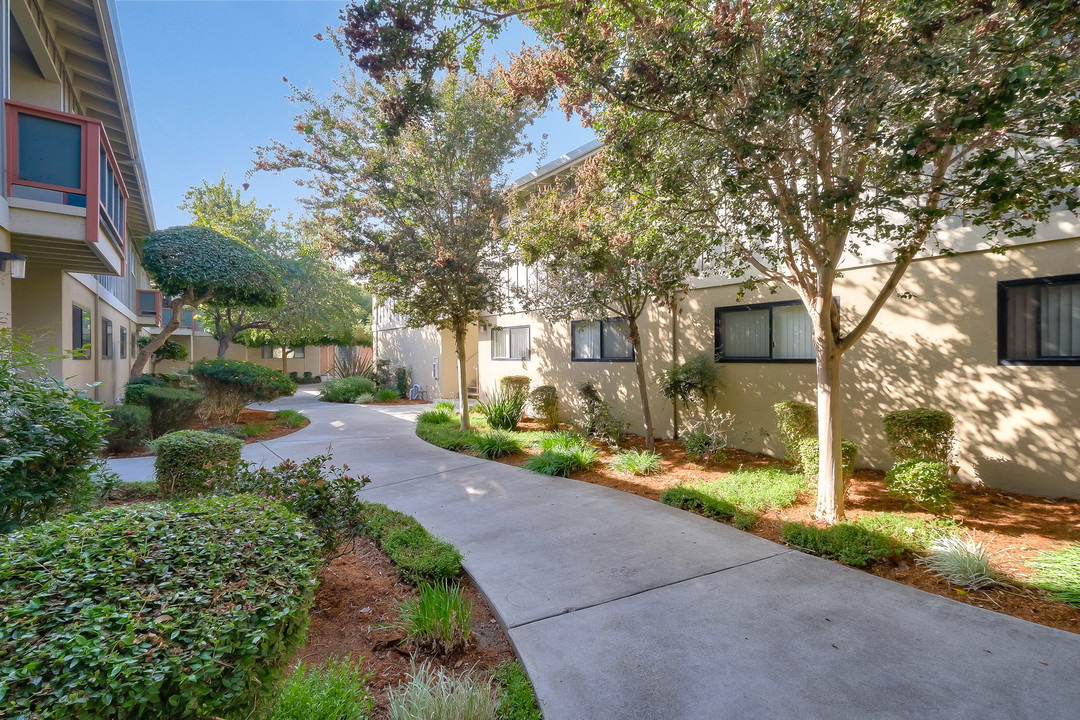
[105,408,310,458]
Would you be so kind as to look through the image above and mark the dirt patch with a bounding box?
[298,538,514,715]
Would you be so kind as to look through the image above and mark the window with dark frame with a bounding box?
[72,305,91,358]
[571,318,634,362]
[102,318,113,359]
[120,326,127,359]
[262,346,274,359]
[714,300,815,363]
[999,274,1080,366]
[491,325,531,361]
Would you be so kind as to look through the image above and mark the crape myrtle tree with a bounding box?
[341,0,1080,523]
[254,57,539,430]
[507,152,709,450]
[131,226,282,377]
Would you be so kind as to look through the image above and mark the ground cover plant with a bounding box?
[852,512,961,553]
[1029,543,1080,608]
[321,376,377,403]
[493,662,542,720]
[662,467,808,528]
[388,664,498,720]
[391,580,473,654]
[359,502,463,583]
[0,496,322,719]
[781,522,903,568]
[610,449,663,476]
[271,659,375,720]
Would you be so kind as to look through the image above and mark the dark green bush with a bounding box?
[499,375,531,396]
[104,405,151,453]
[796,436,860,479]
[359,502,462,583]
[781,521,902,567]
[0,496,322,719]
[394,365,411,398]
[576,381,627,444]
[0,331,109,532]
[656,354,723,407]
[528,385,559,429]
[477,388,527,431]
[660,486,738,521]
[145,385,202,438]
[320,376,377,403]
[882,408,955,465]
[192,359,297,424]
[123,373,166,405]
[155,429,243,497]
[885,459,952,512]
[376,388,400,402]
[773,400,816,465]
[137,335,188,363]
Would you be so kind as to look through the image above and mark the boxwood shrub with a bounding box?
[122,374,166,406]
[144,386,202,438]
[155,430,243,497]
[796,436,860,479]
[773,400,816,465]
[885,459,952,513]
[0,496,322,719]
[104,405,151,453]
[882,408,955,465]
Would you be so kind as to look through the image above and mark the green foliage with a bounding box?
[493,662,541,720]
[498,375,531,396]
[663,467,808,528]
[377,388,401,402]
[391,580,473,654]
[373,359,394,391]
[137,335,188,362]
[388,664,497,720]
[359,503,463,584]
[885,459,953,513]
[223,453,371,558]
[773,401,816,465]
[472,430,524,459]
[476,388,527,431]
[154,430,243,497]
[104,404,151,453]
[528,385,559,430]
[576,381,626,444]
[106,480,160,503]
[882,408,955,465]
[434,401,456,413]
[538,429,586,452]
[321,376,377,403]
[782,522,903,568]
[144,385,202,438]
[275,409,308,428]
[610,449,663,476]
[0,496,322,719]
[123,373,166,405]
[0,331,109,533]
[852,513,961,552]
[192,359,297,424]
[656,354,723,407]
[681,409,734,464]
[918,533,1001,590]
[271,659,375,720]
[395,365,411,399]
[660,486,737,522]
[524,444,599,477]
[1028,543,1080,608]
[796,436,859,479]
[417,421,477,451]
[418,407,455,425]
[241,422,273,437]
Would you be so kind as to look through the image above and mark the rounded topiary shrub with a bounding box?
[774,401,816,465]
[104,405,151,453]
[882,408,955,466]
[191,359,296,424]
[498,375,532,396]
[885,459,952,513]
[144,385,202,438]
[122,374,166,406]
[0,496,322,719]
[155,430,243,497]
[529,384,560,429]
[320,376,376,403]
[797,436,859,480]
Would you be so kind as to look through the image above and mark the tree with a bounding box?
[507,153,708,450]
[136,336,187,375]
[131,226,282,377]
[254,66,538,429]
[342,0,1080,522]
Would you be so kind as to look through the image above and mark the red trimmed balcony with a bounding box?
[4,101,128,276]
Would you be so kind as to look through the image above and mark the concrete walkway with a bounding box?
[110,391,1080,719]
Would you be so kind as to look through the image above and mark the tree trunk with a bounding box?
[130,296,189,377]
[217,333,231,359]
[628,316,655,451]
[812,306,845,524]
[454,322,471,431]
[671,300,680,440]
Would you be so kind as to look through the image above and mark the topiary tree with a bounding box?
[190,359,297,424]
[136,335,187,374]
[130,226,283,377]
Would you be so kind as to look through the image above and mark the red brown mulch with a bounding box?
[105,408,310,459]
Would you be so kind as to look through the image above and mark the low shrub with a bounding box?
[355,393,375,404]
[662,467,807,528]
[918,533,1001,590]
[681,408,735,464]
[416,411,477,451]
[271,659,375,720]
[796,436,859,479]
[576,381,627,444]
[275,409,308,428]
[882,407,955,465]
[472,430,524,459]
[477,389,527,431]
[499,375,531,395]
[610,449,663,476]
[660,486,737,521]
[377,388,401,402]
[781,521,902,567]
[155,429,243,497]
[193,359,297,423]
[321,376,377,403]
[359,503,463,583]
[0,496,322,719]
[434,401,456,413]
[394,365,411,398]
[493,662,542,720]
[885,459,952,512]
[391,580,473,654]
[224,453,371,558]
[418,407,455,424]
[104,404,151,453]
[144,385,202,438]
[656,354,723,408]
[528,385,560,430]
[1028,542,1080,608]
[122,373,166,405]
[773,400,816,465]
[388,664,497,720]
[523,445,599,477]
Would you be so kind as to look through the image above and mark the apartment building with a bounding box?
[0,0,158,403]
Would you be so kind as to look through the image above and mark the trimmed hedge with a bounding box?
[144,386,202,438]
[773,401,816,465]
[882,408,954,465]
[358,502,462,584]
[320,376,376,403]
[155,430,243,497]
[0,496,322,719]
[192,359,296,424]
[498,375,531,396]
[123,374,166,406]
[796,436,859,479]
[885,459,952,512]
[104,405,151,453]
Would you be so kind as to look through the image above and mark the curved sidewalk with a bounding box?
[111,391,1080,719]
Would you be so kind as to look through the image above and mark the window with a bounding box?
[136,289,159,317]
[17,113,83,189]
[262,345,274,359]
[120,327,127,359]
[491,326,530,361]
[715,300,815,362]
[999,274,1080,365]
[270,347,304,359]
[571,318,634,362]
[102,319,113,359]
[72,305,91,358]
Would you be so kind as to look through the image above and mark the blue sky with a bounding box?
[114,1,596,229]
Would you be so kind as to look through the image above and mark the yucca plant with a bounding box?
[609,449,663,476]
[471,430,523,459]
[390,580,472,654]
[388,664,497,720]
[917,533,1000,590]
[475,389,526,431]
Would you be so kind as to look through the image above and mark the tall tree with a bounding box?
[508,153,708,450]
[132,226,282,377]
[255,66,538,429]
[342,0,1080,522]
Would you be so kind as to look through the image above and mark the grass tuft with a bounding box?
[271,659,374,720]
[493,662,541,720]
[390,580,472,654]
[660,486,737,521]
[388,664,497,720]
[609,449,663,476]
[852,512,961,552]
[471,431,524,459]
[917,533,1000,590]
[1028,542,1080,607]
[376,389,400,402]
[781,521,902,567]
[524,445,599,477]
[240,422,273,437]
[661,467,808,528]
[274,409,308,428]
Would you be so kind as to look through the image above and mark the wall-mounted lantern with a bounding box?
[0,252,27,279]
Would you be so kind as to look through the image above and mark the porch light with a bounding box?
[0,252,27,279]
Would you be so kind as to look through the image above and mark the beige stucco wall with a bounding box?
[11,264,64,378]
[375,324,479,399]
[152,332,326,379]
[0,226,12,328]
[479,239,1080,499]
